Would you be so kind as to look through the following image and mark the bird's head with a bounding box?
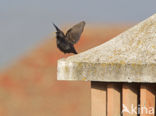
[53,23,65,39]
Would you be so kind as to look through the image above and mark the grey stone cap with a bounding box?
[57,14,156,83]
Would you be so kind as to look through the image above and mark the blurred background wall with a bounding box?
[0,0,156,116]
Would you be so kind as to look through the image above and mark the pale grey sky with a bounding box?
[0,0,156,69]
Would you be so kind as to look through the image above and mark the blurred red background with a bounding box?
[0,24,131,116]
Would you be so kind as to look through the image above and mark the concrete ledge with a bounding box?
[57,14,156,83]
[57,59,156,83]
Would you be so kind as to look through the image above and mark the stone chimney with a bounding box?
[57,14,156,116]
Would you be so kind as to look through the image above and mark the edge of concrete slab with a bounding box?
[57,59,156,83]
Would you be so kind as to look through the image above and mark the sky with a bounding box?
[0,0,156,69]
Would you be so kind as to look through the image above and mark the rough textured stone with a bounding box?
[57,14,156,83]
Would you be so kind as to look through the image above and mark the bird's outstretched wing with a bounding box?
[65,21,85,44]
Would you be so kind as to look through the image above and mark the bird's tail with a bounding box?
[73,48,78,54]
[74,51,78,54]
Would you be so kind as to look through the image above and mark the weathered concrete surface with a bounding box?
[57,14,156,83]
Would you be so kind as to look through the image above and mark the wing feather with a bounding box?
[65,21,85,44]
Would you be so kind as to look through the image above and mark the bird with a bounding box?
[53,21,85,54]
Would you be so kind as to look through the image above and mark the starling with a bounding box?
[53,21,85,54]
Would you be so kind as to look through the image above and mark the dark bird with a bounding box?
[53,21,85,54]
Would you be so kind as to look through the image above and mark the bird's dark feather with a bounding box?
[53,21,85,54]
[65,21,85,44]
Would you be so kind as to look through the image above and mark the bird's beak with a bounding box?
[53,23,61,32]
